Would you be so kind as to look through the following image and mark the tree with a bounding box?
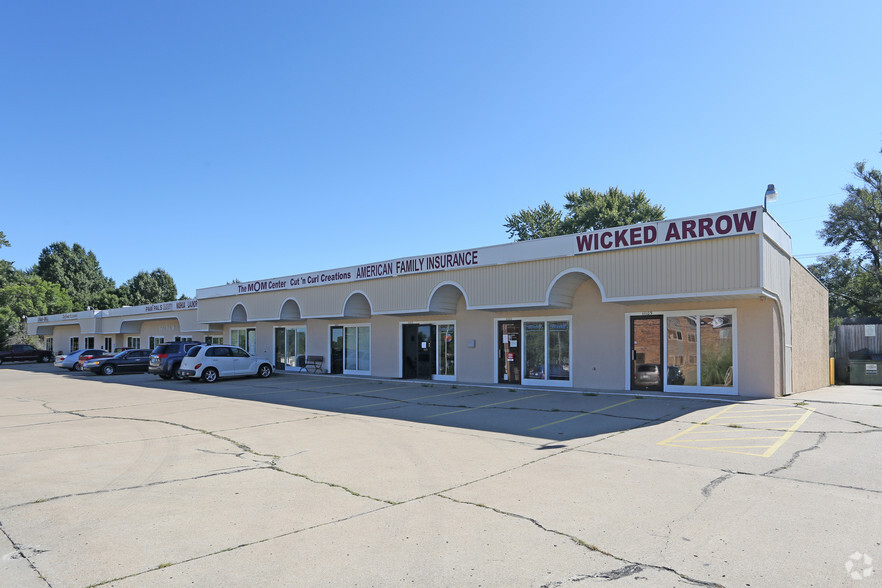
[119,269,178,305]
[812,148,882,318]
[504,187,665,241]
[503,202,564,241]
[561,187,666,234]
[32,242,115,311]
[808,255,882,320]
[0,275,73,347]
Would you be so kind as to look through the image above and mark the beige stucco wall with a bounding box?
[790,260,830,393]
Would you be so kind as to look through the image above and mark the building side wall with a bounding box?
[790,260,830,393]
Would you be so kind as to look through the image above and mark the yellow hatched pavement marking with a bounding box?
[658,405,815,457]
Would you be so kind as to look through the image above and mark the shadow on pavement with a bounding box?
[3,363,735,442]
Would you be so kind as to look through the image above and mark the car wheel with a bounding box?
[202,367,219,383]
[40,355,50,363]
[73,362,83,371]
[257,363,272,378]
[0,357,4,366]
[102,364,116,376]
[171,363,183,380]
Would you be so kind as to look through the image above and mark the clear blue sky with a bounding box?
[2,1,881,299]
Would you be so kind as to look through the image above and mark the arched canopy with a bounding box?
[546,269,606,308]
[342,292,372,318]
[231,304,248,323]
[279,299,302,320]
[427,283,467,314]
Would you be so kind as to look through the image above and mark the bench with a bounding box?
[304,355,324,374]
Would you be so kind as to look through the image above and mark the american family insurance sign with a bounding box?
[199,207,764,298]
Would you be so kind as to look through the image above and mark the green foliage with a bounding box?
[0,231,9,248]
[808,255,882,319]
[561,187,666,234]
[32,242,115,311]
[813,148,882,319]
[504,187,665,241]
[0,275,73,347]
[504,201,564,241]
[700,348,733,386]
[119,269,178,305]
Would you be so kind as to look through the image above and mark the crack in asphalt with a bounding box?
[83,502,396,588]
[0,520,52,587]
[1,466,269,511]
[701,472,734,498]
[764,432,827,476]
[439,495,723,588]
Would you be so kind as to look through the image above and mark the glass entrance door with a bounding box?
[330,326,344,374]
[498,320,521,384]
[274,327,285,369]
[631,315,664,391]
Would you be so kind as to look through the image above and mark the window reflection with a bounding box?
[700,315,733,387]
[667,316,697,386]
[666,314,733,387]
[524,320,570,382]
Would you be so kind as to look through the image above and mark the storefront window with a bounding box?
[523,320,570,382]
[84,336,95,349]
[700,315,733,387]
[525,322,545,380]
[438,324,455,376]
[667,316,697,386]
[665,314,733,388]
[45,337,53,352]
[344,325,370,372]
[230,328,256,354]
[127,337,140,349]
[285,327,307,369]
[548,321,570,381]
[70,337,79,352]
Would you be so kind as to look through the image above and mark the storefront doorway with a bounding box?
[330,326,344,374]
[402,324,436,379]
[498,320,521,384]
[630,315,663,391]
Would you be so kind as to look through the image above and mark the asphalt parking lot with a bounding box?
[1,364,880,587]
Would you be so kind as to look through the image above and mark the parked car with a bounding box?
[77,350,115,370]
[148,341,203,379]
[667,365,686,385]
[83,349,152,375]
[634,363,662,388]
[54,349,107,371]
[178,345,273,383]
[0,344,55,365]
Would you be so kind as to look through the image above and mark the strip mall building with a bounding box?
[28,206,829,397]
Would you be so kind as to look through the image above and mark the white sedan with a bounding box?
[177,345,273,383]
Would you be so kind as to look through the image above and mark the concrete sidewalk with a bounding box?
[1,364,880,587]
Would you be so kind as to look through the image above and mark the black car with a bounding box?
[83,349,152,375]
[148,341,202,379]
